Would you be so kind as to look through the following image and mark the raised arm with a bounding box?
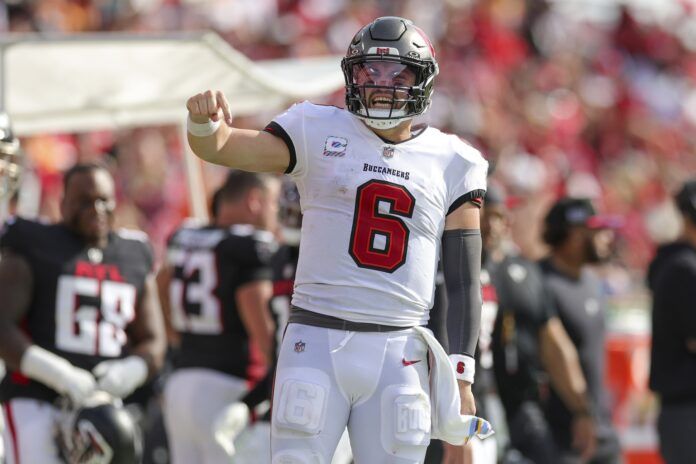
[186,90,290,173]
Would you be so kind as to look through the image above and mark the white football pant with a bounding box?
[2,398,62,464]
[163,368,249,464]
[272,323,431,463]
[234,423,353,464]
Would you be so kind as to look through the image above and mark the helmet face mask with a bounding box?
[341,17,439,129]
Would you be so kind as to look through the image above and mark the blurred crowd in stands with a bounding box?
[2,0,695,291]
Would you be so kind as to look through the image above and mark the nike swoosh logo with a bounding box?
[402,358,421,366]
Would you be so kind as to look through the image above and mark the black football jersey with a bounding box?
[0,217,154,403]
[166,223,276,380]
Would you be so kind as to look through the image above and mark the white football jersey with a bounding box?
[268,102,488,326]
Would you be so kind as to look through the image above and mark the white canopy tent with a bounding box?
[0,32,345,217]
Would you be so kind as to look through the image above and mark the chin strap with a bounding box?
[364,117,409,129]
[355,106,412,130]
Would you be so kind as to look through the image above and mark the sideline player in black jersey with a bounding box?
[213,181,354,464]
[224,224,300,463]
[482,188,596,464]
[540,197,622,464]
[158,170,280,464]
[0,162,166,463]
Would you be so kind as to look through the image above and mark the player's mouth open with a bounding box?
[370,95,394,108]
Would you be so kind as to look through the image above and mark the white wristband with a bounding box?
[20,345,72,390]
[449,354,476,384]
[187,115,221,137]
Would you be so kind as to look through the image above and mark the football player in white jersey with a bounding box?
[186,16,490,463]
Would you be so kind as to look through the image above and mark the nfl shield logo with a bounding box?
[294,340,306,353]
[87,248,103,264]
[382,146,395,159]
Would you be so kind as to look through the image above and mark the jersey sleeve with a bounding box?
[117,229,155,274]
[263,101,310,179]
[0,217,30,255]
[234,231,277,286]
[141,239,155,274]
[540,276,560,324]
[164,228,182,267]
[445,137,489,215]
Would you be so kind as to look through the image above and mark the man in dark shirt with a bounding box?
[0,162,166,463]
[483,189,596,464]
[540,197,622,464]
[648,179,696,464]
[158,170,280,464]
[426,188,596,464]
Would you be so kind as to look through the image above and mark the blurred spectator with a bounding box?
[3,0,694,275]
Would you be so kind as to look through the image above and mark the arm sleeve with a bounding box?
[427,267,450,353]
[445,138,488,215]
[263,101,310,179]
[442,229,483,356]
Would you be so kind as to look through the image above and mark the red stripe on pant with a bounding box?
[2,402,20,464]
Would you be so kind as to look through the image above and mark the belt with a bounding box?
[288,307,411,332]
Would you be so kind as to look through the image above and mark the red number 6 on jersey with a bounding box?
[349,179,415,273]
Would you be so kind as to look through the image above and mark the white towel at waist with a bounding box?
[413,326,494,445]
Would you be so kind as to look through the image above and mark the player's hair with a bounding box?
[210,170,275,217]
[675,179,696,225]
[63,162,110,191]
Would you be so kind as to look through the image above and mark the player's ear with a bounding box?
[246,187,263,215]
